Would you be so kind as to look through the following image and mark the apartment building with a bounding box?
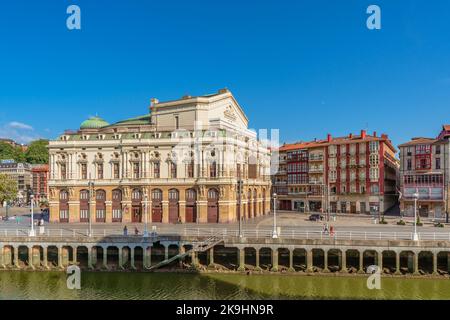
[273,130,399,214]
[398,125,450,219]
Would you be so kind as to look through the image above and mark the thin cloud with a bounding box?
[0,122,40,144]
[8,121,34,131]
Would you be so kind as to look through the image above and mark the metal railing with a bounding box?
[1,227,450,242]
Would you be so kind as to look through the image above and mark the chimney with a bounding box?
[373,131,377,137]
[327,134,332,142]
[349,133,353,139]
[381,134,388,139]
[218,88,229,94]
[361,130,366,139]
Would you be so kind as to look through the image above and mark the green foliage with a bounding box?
[0,142,24,162]
[397,219,406,225]
[25,140,49,164]
[434,222,444,228]
[0,174,18,204]
[0,140,49,165]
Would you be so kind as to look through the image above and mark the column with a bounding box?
[43,246,48,269]
[433,251,438,275]
[88,247,94,269]
[0,246,5,268]
[238,248,245,271]
[377,251,383,273]
[447,253,450,273]
[358,250,364,273]
[58,246,63,269]
[90,247,97,269]
[207,247,214,269]
[413,252,419,275]
[164,246,169,261]
[179,246,185,268]
[306,249,313,273]
[143,246,150,269]
[32,247,40,268]
[13,246,19,269]
[341,250,348,273]
[179,201,186,223]
[271,248,279,272]
[395,251,401,275]
[72,246,78,265]
[130,247,136,270]
[162,201,169,223]
[288,249,295,272]
[118,247,124,269]
[323,250,329,273]
[28,246,34,269]
[190,250,198,267]
[103,247,108,269]
[255,249,261,271]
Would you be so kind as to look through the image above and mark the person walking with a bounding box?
[134,227,139,235]
[330,226,335,237]
[123,226,128,236]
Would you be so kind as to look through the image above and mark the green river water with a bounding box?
[0,271,449,300]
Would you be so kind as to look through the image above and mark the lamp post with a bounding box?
[412,192,419,241]
[88,176,94,238]
[29,194,35,237]
[143,194,149,238]
[238,180,243,238]
[272,193,278,239]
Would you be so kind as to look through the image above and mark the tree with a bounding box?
[0,142,26,163]
[25,139,49,164]
[0,174,18,205]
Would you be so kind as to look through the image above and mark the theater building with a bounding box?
[48,89,271,224]
[398,125,450,219]
[273,130,399,215]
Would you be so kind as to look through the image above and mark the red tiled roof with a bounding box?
[279,133,396,152]
[398,137,437,147]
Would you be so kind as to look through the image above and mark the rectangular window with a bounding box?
[436,145,441,155]
[81,163,87,180]
[113,163,120,179]
[80,209,89,220]
[59,210,69,220]
[170,161,177,178]
[61,164,67,180]
[210,162,217,178]
[436,158,441,170]
[96,209,105,221]
[407,159,412,170]
[175,115,179,129]
[133,163,140,179]
[187,162,194,178]
[154,162,160,178]
[112,209,123,221]
[97,163,103,179]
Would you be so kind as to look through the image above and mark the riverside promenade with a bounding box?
[1,226,450,276]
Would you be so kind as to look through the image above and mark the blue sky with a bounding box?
[0,0,450,148]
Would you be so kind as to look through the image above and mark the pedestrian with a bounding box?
[330,226,335,237]
[135,227,139,235]
[123,225,128,236]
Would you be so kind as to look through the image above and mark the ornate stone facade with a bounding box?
[48,89,271,223]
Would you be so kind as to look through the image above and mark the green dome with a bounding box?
[80,116,110,129]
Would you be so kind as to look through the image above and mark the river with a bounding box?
[0,271,449,300]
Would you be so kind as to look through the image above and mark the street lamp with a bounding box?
[143,194,149,238]
[272,193,278,239]
[412,192,419,241]
[238,180,243,238]
[88,176,94,238]
[29,194,35,237]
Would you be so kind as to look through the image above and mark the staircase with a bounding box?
[148,235,224,271]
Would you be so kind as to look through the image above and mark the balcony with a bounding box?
[309,154,324,161]
[309,167,324,173]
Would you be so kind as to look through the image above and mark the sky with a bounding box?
[0,0,450,148]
